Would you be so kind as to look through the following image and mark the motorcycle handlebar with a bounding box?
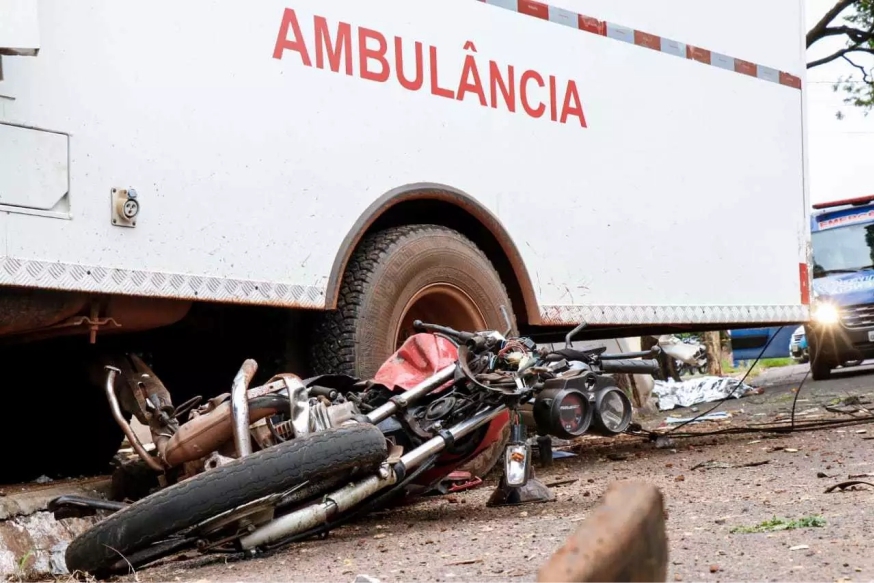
[600,358,660,375]
[600,346,661,360]
[413,320,476,344]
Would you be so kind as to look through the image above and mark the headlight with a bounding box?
[590,387,634,436]
[811,302,840,325]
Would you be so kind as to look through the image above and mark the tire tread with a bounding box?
[65,424,387,574]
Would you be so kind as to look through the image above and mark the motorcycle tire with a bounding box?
[65,424,387,576]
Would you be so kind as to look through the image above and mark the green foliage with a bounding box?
[808,1,874,115]
[730,515,827,534]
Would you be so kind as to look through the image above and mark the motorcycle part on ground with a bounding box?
[589,386,634,436]
[47,496,128,520]
[532,386,593,440]
[240,404,508,550]
[503,420,531,487]
[64,424,388,576]
[536,435,554,467]
[308,225,517,478]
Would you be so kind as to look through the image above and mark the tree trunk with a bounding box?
[704,331,723,376]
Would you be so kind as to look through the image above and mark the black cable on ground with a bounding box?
[790,365,812,431]
[662,326,785,435]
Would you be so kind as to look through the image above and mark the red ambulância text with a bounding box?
[273,8,588,128]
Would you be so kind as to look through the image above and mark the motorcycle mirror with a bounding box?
[564,322,587,349]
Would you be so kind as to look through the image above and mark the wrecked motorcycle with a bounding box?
[63,316,660,575]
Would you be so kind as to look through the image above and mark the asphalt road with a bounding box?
[106,362,874,583]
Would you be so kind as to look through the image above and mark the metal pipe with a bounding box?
[240,404,506,551]
[366,364,456,424]
[48,495,129,514]
[231,359,258,458]
[103,366,165,472]
[399,405,508,469]
[239,469,397,550]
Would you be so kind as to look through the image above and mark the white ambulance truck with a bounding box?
[0,0,809,480]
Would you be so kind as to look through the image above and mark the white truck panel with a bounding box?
[0,0,809,325]
[0,0,40,55]
[0,124,68,212]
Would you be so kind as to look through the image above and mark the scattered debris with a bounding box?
[665,411,730,424]
[545,479,579,488]
[789,545,810,551]
[352,575,381,583]
[607,453,628,461]
[674,475,686,482]
[653,376,758,411]
[692,460,769,471]
[709,564,720,573]
[817,472,832,479]
[730,515,826,534]
[447,558,483,566]
[825,480,874,493]
[847,473,874,479]
[655,436,676,449]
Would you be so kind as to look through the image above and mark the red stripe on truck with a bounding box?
[518,0,549,20]
[480,0,803,91]
[799,263,810,305]
[634,31,661,51]
[578,15,606,36]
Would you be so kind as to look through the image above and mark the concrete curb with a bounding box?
[0,477,112,578]
[538,480,668,582]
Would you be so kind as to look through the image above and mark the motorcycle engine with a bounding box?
[251,396,358,448]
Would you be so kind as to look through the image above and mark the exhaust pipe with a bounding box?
[231,359,258,458]
[103,366,165,472]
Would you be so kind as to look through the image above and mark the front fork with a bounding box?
[238,403,509,550]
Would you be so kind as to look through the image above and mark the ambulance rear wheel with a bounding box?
[310,224,516,477]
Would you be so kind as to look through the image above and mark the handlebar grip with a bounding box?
[600,359,660,375]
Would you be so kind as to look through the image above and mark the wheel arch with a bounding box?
[324,183,541,326]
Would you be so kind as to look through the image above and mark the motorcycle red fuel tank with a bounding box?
[373,333,510,485]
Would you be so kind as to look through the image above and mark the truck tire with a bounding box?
[311,224,516,476]
[810,354,832,381]
[65,424,387,575]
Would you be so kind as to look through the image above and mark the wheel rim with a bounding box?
[395,283,487,349]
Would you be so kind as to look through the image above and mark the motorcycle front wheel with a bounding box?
[65,424,387,576]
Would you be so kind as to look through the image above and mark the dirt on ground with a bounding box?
[94,364,874,583]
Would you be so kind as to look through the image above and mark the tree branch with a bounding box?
[843,54,873,84]
[808,0,859,47]
[808,46,874,69]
